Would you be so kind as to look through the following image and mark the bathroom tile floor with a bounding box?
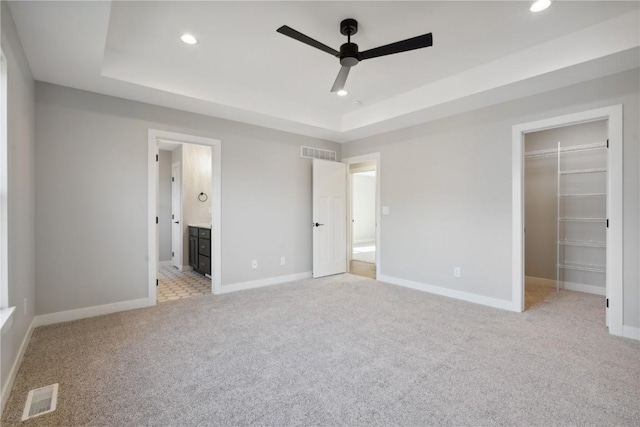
[157,265,211,303]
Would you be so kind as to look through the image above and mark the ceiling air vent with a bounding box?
[301,146,337,161]
[22,383,58,421]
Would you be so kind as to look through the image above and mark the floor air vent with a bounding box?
[301,146,337,161]
[21,383,58,421]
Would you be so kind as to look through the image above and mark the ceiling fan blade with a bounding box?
[277,25,340,57]
[330,66,351,92]
[360,33,433,61]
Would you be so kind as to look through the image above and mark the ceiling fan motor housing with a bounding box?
[340,43,360,66]
[339,19,360,66]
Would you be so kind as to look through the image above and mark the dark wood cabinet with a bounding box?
[189,236,198,270]
[189,226,211,275]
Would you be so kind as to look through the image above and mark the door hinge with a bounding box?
[172,214,174,219]
[172,251,174,257]
[606,298,609,308]
[156,279,159,287]
[172,177,175,182]
[156,216,159,224]
[156,154,159,162]
[606,219,609,228]
[606,139,609,148]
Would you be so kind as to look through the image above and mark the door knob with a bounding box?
[314,222,324,227]
[174,221,180,224]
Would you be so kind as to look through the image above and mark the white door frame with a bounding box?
[512,105,623,336]
[148,129,222,305]
[343,153,381,276]
[171,161,182,270]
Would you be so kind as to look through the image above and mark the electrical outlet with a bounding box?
[280,256,286,266]
[23,298,28,315]
[454,267,461,278]
[252,260,258,269]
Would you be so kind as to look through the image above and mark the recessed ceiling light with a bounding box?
[181,34,198,45]
[530,0,551,12]
[337,90,348,97]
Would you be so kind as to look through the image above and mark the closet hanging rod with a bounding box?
[524,142,606,158]
[558,193,606,198]
[557,263,606,273]
[559,217,606,222]
[558,168,606,175]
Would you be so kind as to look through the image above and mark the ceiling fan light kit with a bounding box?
[277,18,433,94]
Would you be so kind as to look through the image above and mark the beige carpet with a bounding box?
[2,274,639,426]
[525,282,557,310]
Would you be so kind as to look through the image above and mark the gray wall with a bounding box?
[342,69,639,328]
[524,121,607,288]
[158,150,171,262]
[0,1,36,403]
[34,82,339,315]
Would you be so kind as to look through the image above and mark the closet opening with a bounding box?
[523,120,608,318]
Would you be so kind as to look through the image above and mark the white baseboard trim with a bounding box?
[562,281,606,296]
[33,298,149,327]
[354,239,375,245]
[159,260,172,267]
[218,272,312,294]
[525,276,556,287]
[622,325,640,340]
[525,276,606,296]
[1,317,35,415]
[377,274,516,312]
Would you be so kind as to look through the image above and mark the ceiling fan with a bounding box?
[277,19,433,93]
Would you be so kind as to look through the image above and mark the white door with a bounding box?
[171,162,182,270]
[313,159,347,278]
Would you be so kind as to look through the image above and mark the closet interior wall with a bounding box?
[524,120,608,295]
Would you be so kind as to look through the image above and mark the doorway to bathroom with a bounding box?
[148,130,222,306]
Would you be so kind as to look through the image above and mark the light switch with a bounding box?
[382,206,390,215]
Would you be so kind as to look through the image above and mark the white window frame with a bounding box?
[1,50,9,310]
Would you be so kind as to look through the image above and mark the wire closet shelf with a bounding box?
[525,140,607,292]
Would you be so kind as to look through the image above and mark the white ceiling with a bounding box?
[8,1,640,143]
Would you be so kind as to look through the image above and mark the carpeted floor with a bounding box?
[2,274,639,426]
[525,282,557,310]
